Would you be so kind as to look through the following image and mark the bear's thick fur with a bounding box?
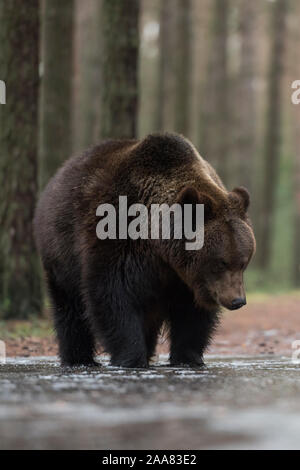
[34,133,255,367]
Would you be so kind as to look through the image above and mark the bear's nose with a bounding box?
[231,298,246,310]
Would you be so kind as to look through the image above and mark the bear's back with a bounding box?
[34,133,228,260]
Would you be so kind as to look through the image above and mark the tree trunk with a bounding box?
[0,0,42,318]
[191,0,211,145]
[174,0,192,137]
[290,1,300,286]
[39,0,74,187]
[138,0,160,137]
[73,0,102,153]
[235,0,257,194]
[258,0,287,270]
[156,0,170,131]
[293,116,300,286]
[100,0,140,139]
[199,0,230,184]
[155,0,177,133]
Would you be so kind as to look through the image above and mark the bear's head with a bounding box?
[165,185,256,311]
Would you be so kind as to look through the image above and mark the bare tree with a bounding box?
[199,0,230,184]
[100,0,140,139]
[39,0,74,187]
[292,104,300,285]
[235,0,257,194]
[0,0,42,318]
[289,1,300,285]
[174,0,192,137]
[258,0,288,270]
[73,0,102,152]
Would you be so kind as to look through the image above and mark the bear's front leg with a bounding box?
[86,275,148,368]
[108,309,148,368]
[169,285,219,367]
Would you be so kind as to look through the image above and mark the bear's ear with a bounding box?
[231,186,250,212]
[177,186,217,221]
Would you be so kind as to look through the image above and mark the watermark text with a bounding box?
[0,341,6,364]
[96,196,205,250]
[0,80,5,104]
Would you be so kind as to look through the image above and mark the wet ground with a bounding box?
[0,355,300,450]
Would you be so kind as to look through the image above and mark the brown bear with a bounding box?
[34,133,256,368]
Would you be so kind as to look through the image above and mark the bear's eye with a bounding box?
[219,260,228,270]
[212,260,228,273]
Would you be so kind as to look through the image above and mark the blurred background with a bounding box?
[0,0,299,323]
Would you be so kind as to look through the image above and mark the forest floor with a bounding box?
[2,291,300,359]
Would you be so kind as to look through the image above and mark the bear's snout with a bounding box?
[229,297,247,310]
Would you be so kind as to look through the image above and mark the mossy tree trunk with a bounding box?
[39,0,74,187]
[100,0,140,139]
[258,0,287,270]
[0,0,42,318]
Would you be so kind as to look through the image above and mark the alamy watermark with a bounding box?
[0,341,6,364]
[96,196,205,250]
[291,80,300,105]
[291,340,300,364]
[0,80,5,104]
